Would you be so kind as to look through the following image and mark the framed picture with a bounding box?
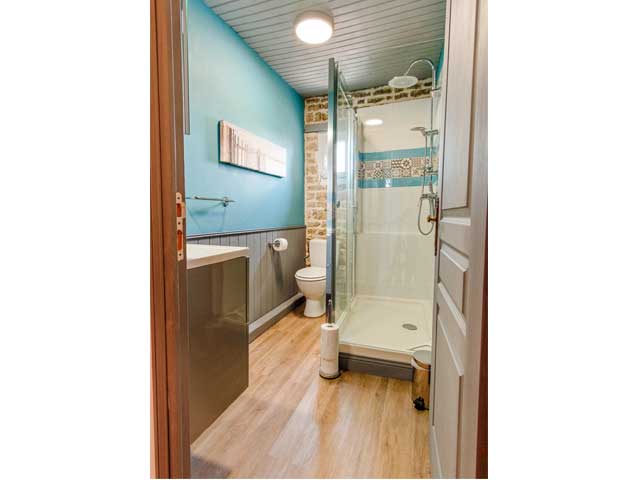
[219,121,287,177]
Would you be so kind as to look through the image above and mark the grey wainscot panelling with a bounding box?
[188,226,306,340]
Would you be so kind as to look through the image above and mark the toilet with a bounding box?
[295,238,327,317]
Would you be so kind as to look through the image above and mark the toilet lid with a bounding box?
[295,266,326,280]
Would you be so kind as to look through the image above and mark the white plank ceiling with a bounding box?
[206,0,446,97]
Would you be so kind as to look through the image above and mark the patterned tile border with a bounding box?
[357,149,438,189]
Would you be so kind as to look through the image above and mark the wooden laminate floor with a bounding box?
[190,304,431,478]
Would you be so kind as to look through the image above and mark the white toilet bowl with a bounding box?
[296,238,327,317]
[295,267,326,317]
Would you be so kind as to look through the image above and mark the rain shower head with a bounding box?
[388,57,438,90]
[388,75,418,88]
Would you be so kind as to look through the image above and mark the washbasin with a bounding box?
[186,243,249,270]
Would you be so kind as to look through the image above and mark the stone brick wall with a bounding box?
[304,78,432,125]
[303,79,433,263]
[304,132,326,264]
[304,97,328,125]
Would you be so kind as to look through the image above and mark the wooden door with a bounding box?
[429,0,487,477]
[151,0,190,476]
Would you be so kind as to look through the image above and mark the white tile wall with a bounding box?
[356,231,434,300]
[355,99,436,301]
[358,185,424,233]
[358,98,431,152]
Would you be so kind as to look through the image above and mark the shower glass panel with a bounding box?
[327,58,357,325]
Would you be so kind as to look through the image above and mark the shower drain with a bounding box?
[402,323,418,331]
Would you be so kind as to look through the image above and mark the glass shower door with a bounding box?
[327,58,357,325]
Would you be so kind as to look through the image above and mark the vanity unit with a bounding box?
[186,244,249,442]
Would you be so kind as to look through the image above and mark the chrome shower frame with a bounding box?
[326,58,359,325]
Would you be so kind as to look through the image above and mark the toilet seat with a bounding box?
[295,266,326,281]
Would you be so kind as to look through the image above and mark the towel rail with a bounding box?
[186,196,235,207]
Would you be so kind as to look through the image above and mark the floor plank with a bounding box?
[191,304,431,478]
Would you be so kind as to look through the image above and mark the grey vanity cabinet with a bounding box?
[187,255,248,443]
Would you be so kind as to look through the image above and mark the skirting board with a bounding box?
[249,293,305,343]
[339,352,414,381]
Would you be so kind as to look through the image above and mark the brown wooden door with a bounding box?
[151,0,190,476]
[429,0,487,477]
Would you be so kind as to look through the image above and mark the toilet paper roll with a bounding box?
[320,323,339,361]
[272,238,288,252]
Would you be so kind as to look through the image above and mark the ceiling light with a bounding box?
[364,118,383,126]
[295,11,334,44]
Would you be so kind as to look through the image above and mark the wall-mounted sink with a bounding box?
[186,244,249,270]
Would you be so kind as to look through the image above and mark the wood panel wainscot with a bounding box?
[188,226,307,341]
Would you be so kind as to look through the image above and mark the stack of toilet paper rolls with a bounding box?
[320,323,339,379]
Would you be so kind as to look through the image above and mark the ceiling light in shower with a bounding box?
[294,11,334,44]
[364,118,383,126]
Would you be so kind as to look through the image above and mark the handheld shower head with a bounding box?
[411,126,428,137]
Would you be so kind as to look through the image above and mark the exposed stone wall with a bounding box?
[304,78,432,125]
[304,97,328,125]
[303,79,433,263]
[304,132,326,264]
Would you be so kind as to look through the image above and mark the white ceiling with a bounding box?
[206,0,446,97]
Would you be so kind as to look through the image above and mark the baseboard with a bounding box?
[248,293,304,343]
[339,352,414,380]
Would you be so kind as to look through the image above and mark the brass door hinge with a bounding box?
[176,192,186,261]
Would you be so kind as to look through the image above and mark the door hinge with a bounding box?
[176,192,186,261]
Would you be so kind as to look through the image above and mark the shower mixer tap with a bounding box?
[392,57,440,237]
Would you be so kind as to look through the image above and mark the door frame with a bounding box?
[429,0,487,476]
[151,0,190,477]
[458,0,487,475]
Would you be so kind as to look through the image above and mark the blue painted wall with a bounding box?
[184,0,305,235]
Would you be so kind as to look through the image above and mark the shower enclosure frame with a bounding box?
[326,58,438,374]
[326,58,358,325]
[326,58,337,323]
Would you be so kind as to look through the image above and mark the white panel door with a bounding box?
[429,0,487,477]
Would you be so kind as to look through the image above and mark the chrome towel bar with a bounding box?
[186,196,235,207]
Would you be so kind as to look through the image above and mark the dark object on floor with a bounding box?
[413,396,427,411]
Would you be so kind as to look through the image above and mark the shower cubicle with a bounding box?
[326,58,439,373]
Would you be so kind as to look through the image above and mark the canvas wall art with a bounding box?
[219,121,287,177]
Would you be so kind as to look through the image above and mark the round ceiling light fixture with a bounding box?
[294,11,334,44]
[364,118,383,126]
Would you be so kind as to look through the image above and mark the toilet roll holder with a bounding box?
[268,239,284,250]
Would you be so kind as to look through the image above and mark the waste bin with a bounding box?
[411,349,431,410]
